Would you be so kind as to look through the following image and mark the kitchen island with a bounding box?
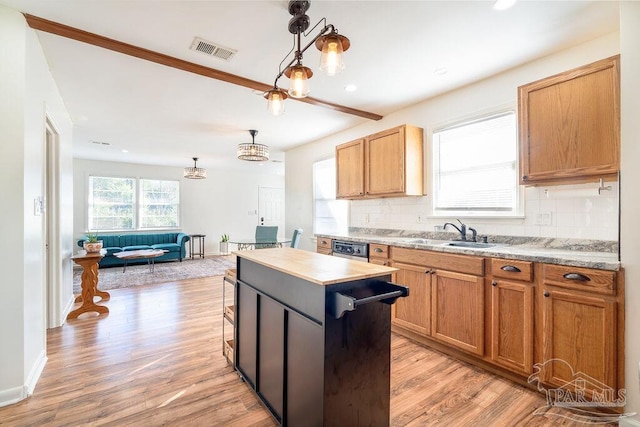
[234,248,405,427]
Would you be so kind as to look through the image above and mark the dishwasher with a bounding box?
[332,240,369,262]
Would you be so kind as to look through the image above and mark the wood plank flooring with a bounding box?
[0,276,607,426]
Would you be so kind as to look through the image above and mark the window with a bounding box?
[313,158,348,235]
[89,176,135,230]
[88,176,180,231]
[432,111,522,217]
[139,179,180,228]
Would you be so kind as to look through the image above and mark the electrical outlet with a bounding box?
[417,215,423,223]
[364,213,370,223]
[535,212,552,225]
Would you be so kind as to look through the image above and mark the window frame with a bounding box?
[312,157,349,236]
[430,109,524,219]
[87,174,181,232]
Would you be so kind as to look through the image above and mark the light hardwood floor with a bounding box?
[0,276,609,426]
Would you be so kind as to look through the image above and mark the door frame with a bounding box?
[44,114,62,328]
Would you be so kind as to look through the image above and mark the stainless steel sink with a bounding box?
[445,241,497,248]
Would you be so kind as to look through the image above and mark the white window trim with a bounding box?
[87,174,182,232]
[430,108,524,219]
[312,156,349,235]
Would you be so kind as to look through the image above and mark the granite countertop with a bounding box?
[317,229,621,271]
[235,247,398,285]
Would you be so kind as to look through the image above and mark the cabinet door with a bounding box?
[236,282,258,387]
[258,297,285,421]
[391,262,430,336]
[541,288,617,395]
[366,127,406,196]
[287,311,323,427]
[431,270,484,355]
[519,56,619,184]
[336,139,365,198]
[490,279,534,374]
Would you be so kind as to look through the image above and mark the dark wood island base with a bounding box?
[234,248,406,427]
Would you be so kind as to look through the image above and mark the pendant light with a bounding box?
[264,87,288,116]
[184,157,207,179]
[264,1,350,115]
[237,130,269,162]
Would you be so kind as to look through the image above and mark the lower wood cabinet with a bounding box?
[391,262,431,336]
[431,269,484,356]
[316,237,332,255]
[540,286,618,396]
[384,245,624,405]
[489,279,534,374]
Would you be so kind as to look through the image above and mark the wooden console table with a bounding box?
[68,251,110,320]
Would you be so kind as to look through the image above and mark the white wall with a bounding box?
[73,159,284,255]
[620,1,640,414]
[286,32,620,244]
[0,6,74,406]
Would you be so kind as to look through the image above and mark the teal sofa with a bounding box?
[77,233,190,268]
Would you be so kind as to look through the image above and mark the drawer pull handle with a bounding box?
[501,265,521,273]
[374,248,383,253]
[543,291,550,297]
[321,240,327,244]
[563,273,591,282]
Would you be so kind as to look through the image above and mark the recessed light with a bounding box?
[121,149,129,153]
[344,84,357,92]
[493,0,516,11]
[433,67,448,76]
[90,141,110,146]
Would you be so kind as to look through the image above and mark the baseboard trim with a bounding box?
[0,350,47,408]
[25,350,47,396]
[620,416,640,427]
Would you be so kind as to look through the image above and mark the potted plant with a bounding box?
[83,231,103,253]
[220,234,229,255]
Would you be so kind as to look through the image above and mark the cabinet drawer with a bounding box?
[370,244,389,258]
[317,238,332,250]
[491,259,533,282]
[543,264,615,295]
[391,246,484,276]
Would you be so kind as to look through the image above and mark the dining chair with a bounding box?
[255,225,278,249]
[290,228,303,248]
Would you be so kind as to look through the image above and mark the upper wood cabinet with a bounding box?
[336,138,365,198]
[518,55,620,185]
[336,125,424,199]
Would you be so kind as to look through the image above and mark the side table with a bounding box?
[189,234,206,259]
[68,251,109,319]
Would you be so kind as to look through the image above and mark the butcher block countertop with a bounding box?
[234,247,398,286]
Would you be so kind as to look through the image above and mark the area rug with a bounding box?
[73,256,236,293]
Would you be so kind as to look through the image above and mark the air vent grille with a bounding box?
[190,37,237,61]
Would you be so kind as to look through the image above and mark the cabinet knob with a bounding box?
[543,291,550,297]
[523,175,528,181]
[492,281,497,286]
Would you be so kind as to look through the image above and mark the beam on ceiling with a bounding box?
[24,14,383,121]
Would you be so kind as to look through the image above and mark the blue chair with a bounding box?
[290,228,303,248]
[255,225,278,249]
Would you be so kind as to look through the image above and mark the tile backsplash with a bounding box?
[349,182,619,241]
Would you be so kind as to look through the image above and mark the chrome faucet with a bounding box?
[443,219,467,241]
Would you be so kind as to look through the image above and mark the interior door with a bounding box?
[258,187,285,237]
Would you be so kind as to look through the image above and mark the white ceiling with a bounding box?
[1,0,620,174]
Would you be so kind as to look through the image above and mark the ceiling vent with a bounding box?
[190,37,237,61]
